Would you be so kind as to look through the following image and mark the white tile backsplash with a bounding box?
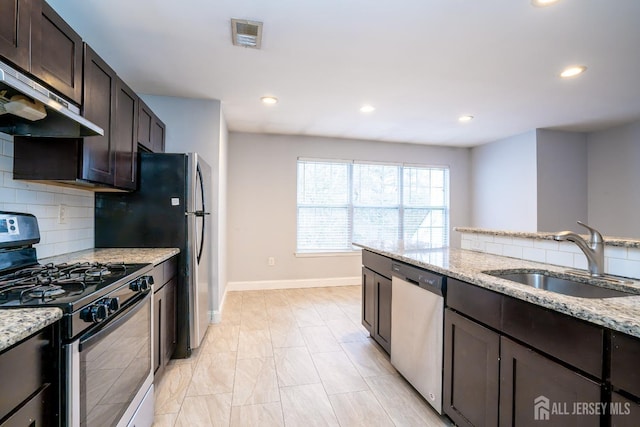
[461,231,640,279]
[0,133,94,258]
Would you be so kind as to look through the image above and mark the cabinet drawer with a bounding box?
[502,297,603,379]
[0,330,50,421]
[611,332,640,397]
[163,256,177,281]
[149,263,164,291]
[362,250,392,279]
[446,278,502,330]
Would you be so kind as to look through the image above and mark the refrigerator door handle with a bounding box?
[185,211,210,217]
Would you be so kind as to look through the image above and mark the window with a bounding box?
[296,159,449,252]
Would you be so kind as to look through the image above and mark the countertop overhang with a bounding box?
[354,241,640,338]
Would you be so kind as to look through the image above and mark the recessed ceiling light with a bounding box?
[560,65,587,78]
[261,96,278,105]
[360,105,375,113]
[458,115,474,122]
[531,0,561,7]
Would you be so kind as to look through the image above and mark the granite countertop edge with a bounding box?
[40,247,180,266]
[455,227,640,248]
[355,242,640,338]
[0,308,63,353]
[1,247,180,353]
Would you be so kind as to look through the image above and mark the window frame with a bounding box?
[296,158,450,254]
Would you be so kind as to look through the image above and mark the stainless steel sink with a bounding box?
[484,270,637,298]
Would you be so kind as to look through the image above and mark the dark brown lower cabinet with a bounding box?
[0,324,58,427]
[362,267,375,332]
[611,392,640,427]
[361,267,391,354]
[499,337,601,427]
[444,308,499,427]
[153,273,177,381]
[610,332,640,425]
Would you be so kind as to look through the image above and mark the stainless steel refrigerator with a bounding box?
[95,152,212,358]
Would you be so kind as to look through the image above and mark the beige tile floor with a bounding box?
[152,285,453,427]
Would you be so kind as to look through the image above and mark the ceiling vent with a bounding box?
[231,19,263,49]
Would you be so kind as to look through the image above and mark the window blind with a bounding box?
[296,159,449,252]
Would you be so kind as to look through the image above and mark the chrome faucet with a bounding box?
[553,221,605,277]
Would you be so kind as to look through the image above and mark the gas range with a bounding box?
[1,211,156,427]
[0,260,153,338]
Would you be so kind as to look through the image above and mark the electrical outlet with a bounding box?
[58,204,67,224]
[268,257,275,266]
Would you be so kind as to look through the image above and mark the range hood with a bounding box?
[0,59,103,138]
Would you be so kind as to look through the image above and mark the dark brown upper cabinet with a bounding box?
[14,44,138,191]
[82,43,117,186]
[30,0,83,104]
[0,0,33,71]
[1,0,82,105]
[114,77,138,190]
[138,98,166,153]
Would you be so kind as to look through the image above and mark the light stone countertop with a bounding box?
[0,308,62,352]
[455,226,640,248]
[0,247,179,353]
[40,247,180,266]
[355,241,640,338]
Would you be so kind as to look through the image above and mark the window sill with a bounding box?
[295,250,362,258]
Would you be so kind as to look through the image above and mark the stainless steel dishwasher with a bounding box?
[391,262,446,414]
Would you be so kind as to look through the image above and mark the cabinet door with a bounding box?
[611,332,640,397]
[137,99,154,151]
[362,267,375,333]
[114,77,138,190]
[373,274,391,354]
[443,308,499,427]
[82,44,116,185]
[0,384,52,427]
[153,287,163,375]
[151,116,166,153]
[499,337,601,427]
[30,0,82,104]
[164,277,177,362]
[0,0,32,71]
[611,392,640,427]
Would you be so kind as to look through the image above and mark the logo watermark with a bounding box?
[533,395,632,421]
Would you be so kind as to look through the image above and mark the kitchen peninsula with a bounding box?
[356,239,640,426]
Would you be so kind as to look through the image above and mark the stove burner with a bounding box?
[0,261,132,302]
[84,266,110,278]
[27,285,66,299]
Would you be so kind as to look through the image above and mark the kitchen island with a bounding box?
[355,241,640,337]
[356,241,640,426]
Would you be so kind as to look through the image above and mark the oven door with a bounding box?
[65,292,153,427]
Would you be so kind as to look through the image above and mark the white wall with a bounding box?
[139,95,228,318]
[587,120,640,238]
[0,133,94,258]
[536,129,588,233]
[471,130,538,231]
[227,132,470,285]
[217,113,229,308]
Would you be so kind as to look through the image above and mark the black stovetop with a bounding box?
[0,262,152,312]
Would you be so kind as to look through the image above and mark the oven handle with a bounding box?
[79,291,150,352]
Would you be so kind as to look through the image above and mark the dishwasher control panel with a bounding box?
[391,263,445,295]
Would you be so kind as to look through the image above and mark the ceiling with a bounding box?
[47,0,640,147]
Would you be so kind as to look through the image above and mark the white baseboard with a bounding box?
[209,309,221,324]
[226,276,361,292]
